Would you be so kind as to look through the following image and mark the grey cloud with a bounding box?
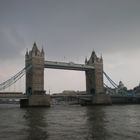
[1,0,140,57]
[0,26,25,60]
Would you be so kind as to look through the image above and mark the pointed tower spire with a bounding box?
[91,49,96,57]
[26,48,28,55]
[34,42,36,46]
[25,48,29,59]
[100,54,103,62]
[32,42,38,51]
[41,47,44,56]
[32,42,41,56]
[89,49,97,63]
[85,57,88,64]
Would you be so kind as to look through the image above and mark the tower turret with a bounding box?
[85,57,88,64]
[32,42,38,50]
[25,49,29,59]
[100,54,103,62]
[41,47,44,57]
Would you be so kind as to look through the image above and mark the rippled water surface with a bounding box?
[0,104,140,140]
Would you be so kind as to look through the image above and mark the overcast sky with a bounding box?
[0,0,140,93]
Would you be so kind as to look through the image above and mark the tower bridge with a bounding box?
[25,42,104,96]
[23,42,111,107]
[25,43,104,95]
[0,42,112,107]
[1,42,140,106]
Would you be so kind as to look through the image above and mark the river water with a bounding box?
[0,104,140,140]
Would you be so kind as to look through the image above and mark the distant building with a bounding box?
[116,81,127,90]
[134,83,140,94]
[62,90,76,95]
[52,90,86,95]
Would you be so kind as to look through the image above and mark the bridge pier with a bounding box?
[20,94,50,107]
[91,94,112,105]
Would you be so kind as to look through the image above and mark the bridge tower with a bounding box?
[25,42,45,94]
[85,51,111,104]
[85,51,104,94]
[20,43,50,107]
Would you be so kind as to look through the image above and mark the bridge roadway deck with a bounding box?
[45,61,95,71]
[51,94,93,101]
[0,92,27,99]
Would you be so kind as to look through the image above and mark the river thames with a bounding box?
[0,104,140,140]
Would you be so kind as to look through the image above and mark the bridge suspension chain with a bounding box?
[103,71,119,95]
[104,83,116,95]
[103,71,129,95]
[0,65,32,91]
[103,71,118,88]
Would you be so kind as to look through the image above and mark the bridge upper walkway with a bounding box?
[45,61,95,71]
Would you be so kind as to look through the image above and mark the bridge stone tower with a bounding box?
[20,43,50,107]
[25,42,45,94]
[85,51,111,104]
[85,51,104,94]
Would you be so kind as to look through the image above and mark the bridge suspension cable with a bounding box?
[104,83,116,95]
[103,71,129,95]
[103,71,118,88]
[0,65,32,91]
